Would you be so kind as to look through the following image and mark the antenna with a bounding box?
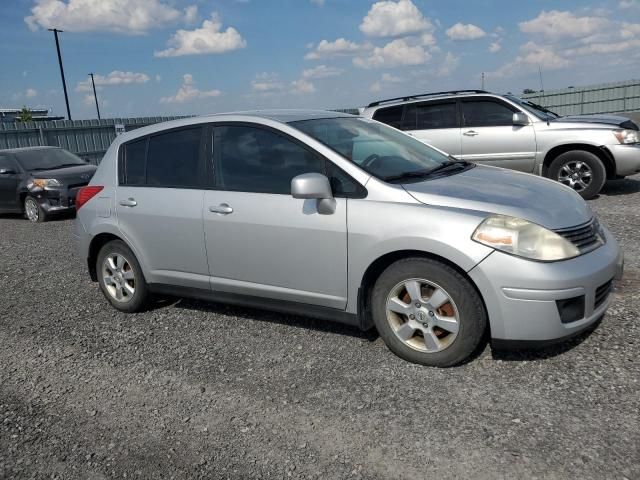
[538,66,549,125]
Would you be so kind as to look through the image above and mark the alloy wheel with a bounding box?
[557,160,593,192]
[24,198,39,222]
[385,278,460,353]
[102,253,136,303]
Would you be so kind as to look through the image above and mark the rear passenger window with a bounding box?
[215,125,325,194]
[462,100,515,127]
[372,106,404,129]
[403,101,457,130]
[123,138,146,185]
[146,127,202,187]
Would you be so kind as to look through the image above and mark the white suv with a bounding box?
[362,90,640,199]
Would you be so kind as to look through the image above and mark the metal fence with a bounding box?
[521,79,640,118]
[0,116,188,164]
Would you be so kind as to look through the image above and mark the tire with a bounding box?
[371,258,487,367]
[547,150,606,200]
[96,240,149,313]
[24,196,47,223]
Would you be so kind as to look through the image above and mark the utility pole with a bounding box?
[48,28,72,120]
[481,72,485,90]
[88,73,101,120]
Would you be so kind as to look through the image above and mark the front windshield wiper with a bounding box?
[48,163,87,169]
[522,100,560,118]
[383,160,470,182]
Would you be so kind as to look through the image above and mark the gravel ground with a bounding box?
[1,176,639,480]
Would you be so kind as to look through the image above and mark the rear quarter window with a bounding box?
[372,106,404,129]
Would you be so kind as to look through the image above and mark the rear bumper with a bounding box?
[469,226,622,343]
[608,144,640,176]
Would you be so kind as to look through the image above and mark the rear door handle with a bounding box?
[463,130,479,136]
[209,203,233,215]
[119,198,137,207]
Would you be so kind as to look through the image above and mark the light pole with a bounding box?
[48,28,72,120]
[88,73,101,120]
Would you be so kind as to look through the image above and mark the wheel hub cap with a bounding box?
[385,278,460,353]
[558,161,593,192]
[102,253,135,303]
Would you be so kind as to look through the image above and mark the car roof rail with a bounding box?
[366,90,490,108]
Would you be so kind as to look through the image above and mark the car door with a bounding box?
[0,154,21,211]
[115,126,210,290]
[202,123,349,309]
[402,100,461,157]
[460,97,536,172]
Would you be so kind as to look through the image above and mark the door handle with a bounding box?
[463,130,479,136]
[119,198,137,207]
[209,203,233,215]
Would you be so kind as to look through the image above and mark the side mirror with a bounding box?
[291,173,336,215]
[513,112,530,126]
[0,168,16,175]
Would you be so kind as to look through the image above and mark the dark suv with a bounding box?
[0,146,97,222]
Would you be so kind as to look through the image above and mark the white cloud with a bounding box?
[445,23,486,40]
[291,78,316,94]
[155,13,246,57]
[519,10,610,40]
[620,0,640,8]
[25,0,191,34]
[25,88,38,98]
[437,52,459,76]
[75,71,150,92]
[360,0,433,37]
[155,75,162,82]
[354,38,429,69]
[301,65,343,79]
[492,41,571,78]
[251,72,284,93]
[489,41,502,53]
[369,73,403,92]
[160,74,221,103]
[305,38,370,60]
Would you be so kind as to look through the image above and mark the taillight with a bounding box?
[75,186,104,210]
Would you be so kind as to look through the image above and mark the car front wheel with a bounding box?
[24,196,46,223]
[548,150,606,199]
[371,258,487,367]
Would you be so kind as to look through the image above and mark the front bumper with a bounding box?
[28,185,85,214]
[607,144,640,177]
[469,227,622,343]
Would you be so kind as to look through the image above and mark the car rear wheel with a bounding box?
[24,196,47,223]
[371,258,487,367]
[97,240,149,313]
[548,150,606,199]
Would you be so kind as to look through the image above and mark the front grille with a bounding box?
[555,219,603,254]
[595,279,613,309]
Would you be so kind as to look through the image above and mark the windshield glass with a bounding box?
[290,117,454,181]
[505,95,560,120]
[15,148,87,171]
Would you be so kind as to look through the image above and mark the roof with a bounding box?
[203,109,355,123]
[0,146,60,154]
[365,90,497,110]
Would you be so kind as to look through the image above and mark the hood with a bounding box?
[402,165,592,230]
[552,114,638,130]
[31,164,97,185]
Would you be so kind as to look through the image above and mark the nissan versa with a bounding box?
[73,111,623,367]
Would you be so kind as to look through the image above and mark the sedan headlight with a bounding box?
[613,129,639,144]
[472,215,580,261]
[29,178,62,189]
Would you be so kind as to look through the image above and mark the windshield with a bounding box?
[15,148,87,171]
[290,117,458,181]
[505,95,560,120]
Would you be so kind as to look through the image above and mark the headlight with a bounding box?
[472,215,580,261]
[613,129,639,144]
[29,178,61,189]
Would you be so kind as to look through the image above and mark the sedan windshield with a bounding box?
[15,148,87,171]
[290,117,467,182]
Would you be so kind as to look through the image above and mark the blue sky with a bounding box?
[1,0,639,119]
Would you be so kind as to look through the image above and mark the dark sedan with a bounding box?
[0,146,97,222]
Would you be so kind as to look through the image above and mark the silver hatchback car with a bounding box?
[74,110,623,367]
